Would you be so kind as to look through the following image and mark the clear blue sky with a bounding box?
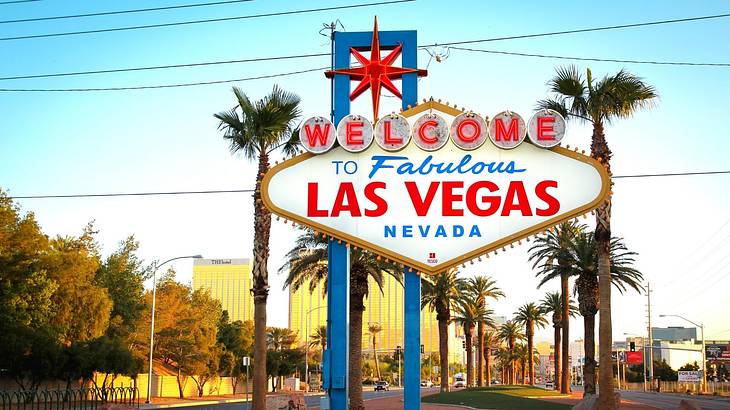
[1,0,729,343]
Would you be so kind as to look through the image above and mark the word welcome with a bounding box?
[299,109,566,154]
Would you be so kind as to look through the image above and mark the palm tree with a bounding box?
[514,303,548,385]
[540,292,578,390]
[280,229,401,409]
[422,269,464,393]
[496,347,513,384]
[366,323,383,380]
[484,331,499,385]
[215,85,301,410]
[570,232,644,396]
[514,343,540,384]
[539,66,656,408]
[497,321,525,385]
[528,220,585,393]
[309,325,327,350]
[453,298,493,387]
[267,327,297,351]
[463,276,504,386]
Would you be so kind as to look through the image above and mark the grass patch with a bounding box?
[423,385,570,409]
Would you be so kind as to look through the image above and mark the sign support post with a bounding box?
[325,240,349,409]
[404,268,421,409]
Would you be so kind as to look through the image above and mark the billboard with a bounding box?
[625,351,643,364]
[678,371,703,382]
[263,103,610,274]
[707,344,730,362]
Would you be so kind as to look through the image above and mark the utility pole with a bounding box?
[647,283,654,387]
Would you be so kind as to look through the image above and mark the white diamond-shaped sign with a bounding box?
[262,104,609,275]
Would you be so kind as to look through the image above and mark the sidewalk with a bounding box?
[537,391,658,409]
[140,395,249,409]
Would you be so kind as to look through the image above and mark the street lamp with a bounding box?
[146,255,203,404]
[659,314,707,393]
[304,305,327,389]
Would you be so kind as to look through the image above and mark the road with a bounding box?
[619,390,730,410]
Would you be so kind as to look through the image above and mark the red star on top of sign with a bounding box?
[325,17,427,120]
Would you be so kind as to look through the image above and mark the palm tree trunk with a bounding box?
[561,273,571,394]
[592,121,615,408]
[437,317,450,392]
[349,291,365,410]
[465,325,474,387]
[476,322,484,386]
[373,336,381,380]
[554,324,561,391]
[527,323,534,385]
[521,362,527,385]
[485,332,491,387]
[251,153,271,410]
[583,313,597,395]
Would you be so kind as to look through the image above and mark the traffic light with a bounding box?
[630,342,636,352]
[420,344,425,354]
[462,341,466,349]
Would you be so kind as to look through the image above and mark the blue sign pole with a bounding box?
[328,26,420,410]
[403,268,422,409]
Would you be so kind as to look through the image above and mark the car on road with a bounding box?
[374,381,389,391]
[545,380,554,389]
[491,380,501,385]
[420,380,433,387]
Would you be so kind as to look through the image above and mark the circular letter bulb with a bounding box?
[527,109,566,148]
[488,111,526,149]
[450,112,488,150]
[337,114,374,153]
[412,113,449,151]
[300,116,337,154]
[374,114,411,151]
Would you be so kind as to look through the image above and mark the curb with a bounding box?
[140,398,248,409]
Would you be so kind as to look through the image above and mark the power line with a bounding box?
[7,170,730,199]
[448,46,730,68]
[0,0,416,41]
[612,170,730,178]
[0,66,327,91]
[0,0,256,25]
[8,189,255,199]
[0,52,330,81]
[0,0,40,4]
[422,12,730,48]
[2,13,729,84]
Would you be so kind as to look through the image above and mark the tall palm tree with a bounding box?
[540,292,578,390]
[280,229,401,409]
[514,303,548,385]
[453,298,493,387]
[570,232,644,396]
[463,276,504,386]
[483,331,499,385]
[422,269,464,393]
[497,321,525,385]
[514,343,540,384]
[309,325,327,350]
[539,66,656,408]
[528,220,585,393]
[216,85,301,410]
[267,327,297,351]
[366,323,383,380]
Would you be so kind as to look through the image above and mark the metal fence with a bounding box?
[621,381,730,395]
[0,386,139,410]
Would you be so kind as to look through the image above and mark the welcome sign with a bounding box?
[262,101,610,274]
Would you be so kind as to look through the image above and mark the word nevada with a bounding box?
[300,109,566,154]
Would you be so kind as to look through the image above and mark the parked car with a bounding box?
[491,380,501,385]
[545,380,554,388]
[453,379,466,388]
[420,380,433,387]
[374,381,389,391]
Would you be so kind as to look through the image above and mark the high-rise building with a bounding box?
[289,275,464,364]
[192,258,253,323]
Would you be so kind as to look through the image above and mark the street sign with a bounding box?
[678,371,703,382]
[242,356,250,366]
[263,103,610,274]
[625,351,643,364]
